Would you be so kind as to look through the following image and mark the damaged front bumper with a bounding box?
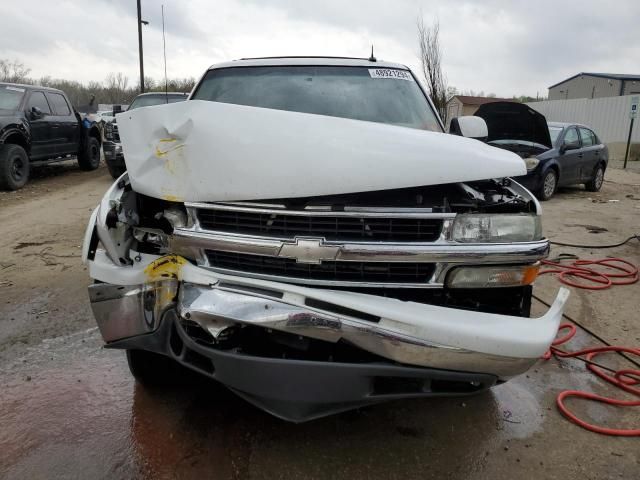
[86,247,568,421]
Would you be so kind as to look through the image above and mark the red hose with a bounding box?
[539,258,638,290]
[543,324,640,436]
[539,256,639,435]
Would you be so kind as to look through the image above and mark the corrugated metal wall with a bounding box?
[526,95,639,143]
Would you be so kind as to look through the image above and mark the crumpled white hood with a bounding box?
[117,100,526,202]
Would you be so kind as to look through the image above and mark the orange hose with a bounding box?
[539,256,639,435]
[543,323,640,436]
[539,258,638,290]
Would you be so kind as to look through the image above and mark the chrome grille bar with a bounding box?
[186,202,455,219]
[169,202,548,288]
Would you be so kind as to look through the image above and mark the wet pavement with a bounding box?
[1,167,639,479]
[1,323,638,480]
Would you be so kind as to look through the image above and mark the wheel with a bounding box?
[0,143,30,190]
[538,169,557,201]
[126,349,189,387]
[585,164,605,192]
[78,136,101,171]
[106,161,126,179]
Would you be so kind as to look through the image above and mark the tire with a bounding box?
[78,136,101,171]
[538,169,557,201]
[106,161,126,179]
[585,164,605,192]
[126,349,189,387]
[0,143,30,190]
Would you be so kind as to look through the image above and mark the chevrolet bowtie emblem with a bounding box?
[278,238,340,264]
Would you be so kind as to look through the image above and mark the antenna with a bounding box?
[368,44,377,62]
[162,4,168,103]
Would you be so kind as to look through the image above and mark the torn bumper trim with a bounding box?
[107,309,498,422]
[177,283,538,378]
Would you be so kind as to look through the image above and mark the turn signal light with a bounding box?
[447,263,540,289]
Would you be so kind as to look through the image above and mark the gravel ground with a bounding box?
[608,158,640,174]
[0,162,638,479]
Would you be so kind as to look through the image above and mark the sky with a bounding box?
[1,0,639,97]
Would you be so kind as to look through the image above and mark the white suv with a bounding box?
[83,57,567,422]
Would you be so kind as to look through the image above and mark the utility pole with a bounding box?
[137,0,146,93]
[162,4,168,102]
[623,117,634,169]
[625,96,639,169]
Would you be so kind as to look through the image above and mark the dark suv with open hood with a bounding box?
[473,102,608,200]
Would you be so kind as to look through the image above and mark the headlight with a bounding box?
[104,122,113,140]
[524,157,540,171]
[452,214,542,243]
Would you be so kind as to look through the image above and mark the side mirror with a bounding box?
[560,141,580,154]
[112,105,123,116]
[449,116,488,141]
[30,106,44,120]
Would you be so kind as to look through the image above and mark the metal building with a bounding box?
[548,73,640,101]
[444,95,514,130]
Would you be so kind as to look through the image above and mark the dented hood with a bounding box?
[117,100,526,202]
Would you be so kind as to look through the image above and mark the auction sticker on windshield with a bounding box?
[368,69,414,81]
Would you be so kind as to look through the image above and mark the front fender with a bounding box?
[539,157,562,178]
[0,120,31,150]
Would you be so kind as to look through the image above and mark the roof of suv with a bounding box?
[208,56,409,71]
[135,92,189,97]
[0,82,64,94]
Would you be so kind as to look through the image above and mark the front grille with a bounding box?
[196,209,443,242]
[206,250,435,284]
[112,124,120,142]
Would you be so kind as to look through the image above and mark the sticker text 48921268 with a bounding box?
[368,69,414,81]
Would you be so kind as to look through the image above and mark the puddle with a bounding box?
[0,329,135,479]
[0,326,630,480]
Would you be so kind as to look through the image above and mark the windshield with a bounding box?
[192,66,442,132]
[128,94,186,110]
[548,126,563,145]
[0,85,25,111]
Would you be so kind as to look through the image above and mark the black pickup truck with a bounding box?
[0,83,102,190]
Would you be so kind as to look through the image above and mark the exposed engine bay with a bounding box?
[111,178,538,261]
[488,141,550,159]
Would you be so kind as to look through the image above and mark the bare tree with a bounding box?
[111,72,129,92]
[104,72,132,104]
[147,76,197,94]
[135,76,157,93]
[451,88,497,98]
[0,59,31,83]
[1,58,196,108]
[417,17,448,121]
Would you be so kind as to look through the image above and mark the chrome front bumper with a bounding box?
[87,249,569,421]
[87,250,569,380]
